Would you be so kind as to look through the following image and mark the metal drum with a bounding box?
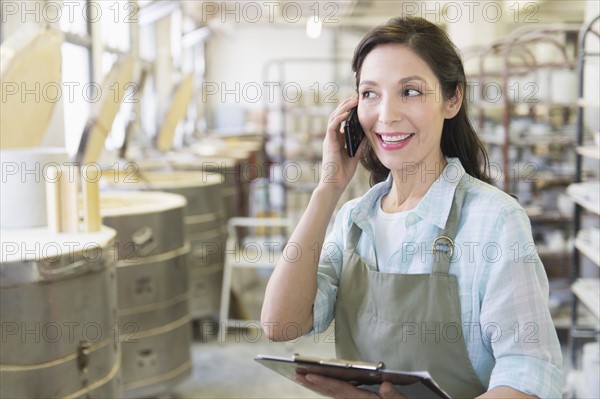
[104,171,227,321]
[0,227,121,398]
[169,155,243,221]
[138,152,251,221]
[99,191,191,398]
[189,136,265,218]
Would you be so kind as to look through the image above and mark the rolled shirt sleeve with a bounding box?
[311,201,355,334]
[480,207,564,397]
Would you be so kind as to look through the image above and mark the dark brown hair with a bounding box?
[352,16,491,186]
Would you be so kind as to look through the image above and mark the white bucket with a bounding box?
[0,147,68,228]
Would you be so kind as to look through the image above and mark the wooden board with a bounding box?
[156,75,195,152]
[0,27,63,149]
[77,56,134,165]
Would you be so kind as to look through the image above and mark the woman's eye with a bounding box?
[403,88,421,97]
[361,90,375,99]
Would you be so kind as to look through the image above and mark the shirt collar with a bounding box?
[413,157,464,229]
[350,157,465,231]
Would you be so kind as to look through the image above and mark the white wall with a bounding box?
[204,24,342,129]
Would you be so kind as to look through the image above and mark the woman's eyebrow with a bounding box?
[359,75,427,87]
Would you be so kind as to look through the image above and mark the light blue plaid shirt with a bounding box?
[312,157,564,398]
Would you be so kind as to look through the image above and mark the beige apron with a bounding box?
[335,187,487,398]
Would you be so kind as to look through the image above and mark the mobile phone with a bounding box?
[344,107,364,157]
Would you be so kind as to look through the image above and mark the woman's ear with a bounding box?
[444,85,463,119]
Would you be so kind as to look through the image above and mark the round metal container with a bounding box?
[137,153,250,221]
[168,155,243,222]
[0,227,121,398]
[190,140,265,219]
[99,191,192,398]
[104,172,227,321]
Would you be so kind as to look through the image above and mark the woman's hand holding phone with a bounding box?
[344,106,365,158]
[262,96,366,341]
[319,96,365,193]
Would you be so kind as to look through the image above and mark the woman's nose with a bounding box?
[377,96,403,125]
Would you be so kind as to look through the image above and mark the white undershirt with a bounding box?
[374,196,410,272]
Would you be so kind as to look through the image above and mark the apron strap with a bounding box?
[346,179,466,275]
[432,182,465,275]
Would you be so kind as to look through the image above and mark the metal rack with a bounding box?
[261,57,353,218]
[569,14,600,371]
[468,24,580,193]
[466,24,587,333]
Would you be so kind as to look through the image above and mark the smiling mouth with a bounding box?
[377,133,415,144]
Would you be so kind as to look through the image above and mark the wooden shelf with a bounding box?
[576,145,600,160]
[575,230,600,267]
[526,209,572,223]
[569,312,600,332]
[555,307,598,330]
[285,107,333,116]
[552,310,571,329]
[576,98,600,108]
[471,101,577,111]
[572,278,600,321]
[533,171,574,188]
[480,133,576,147]
[470,102,504,110]
[567,182,600,215]
[537,248,570,259]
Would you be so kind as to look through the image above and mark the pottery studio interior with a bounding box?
[1,1,599,398]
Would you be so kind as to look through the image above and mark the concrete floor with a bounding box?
[167,325,577,399]
[171,324,336,399]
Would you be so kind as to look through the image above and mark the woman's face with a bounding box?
[357,44,461,173]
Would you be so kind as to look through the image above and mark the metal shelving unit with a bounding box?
[467,25,585,332]
[261,57,353,218]
[470,24,580,193]
[568,15,600,375]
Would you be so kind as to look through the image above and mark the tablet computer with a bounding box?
[255,354,452,399]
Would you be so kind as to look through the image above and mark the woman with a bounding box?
[261,17,563,398]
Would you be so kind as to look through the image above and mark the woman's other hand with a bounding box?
[295,373,407,399]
